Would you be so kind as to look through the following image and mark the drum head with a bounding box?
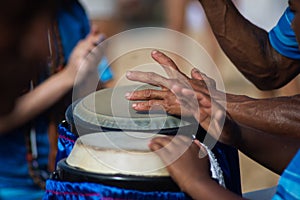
[57,159,180,192]
[72,85,195,135]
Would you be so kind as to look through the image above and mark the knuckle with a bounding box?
[148,100,156,106]
[144,89,152,98]
[146,72,155,80]
[165,57,173,65]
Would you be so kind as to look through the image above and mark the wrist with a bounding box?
[185,177,219,199]
[60,67,76,89]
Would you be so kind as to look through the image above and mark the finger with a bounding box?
[191,68,216,89]
[126,71,171,89]
[131,100,165,111]
[149,136,173,153]
[88,35,107,64]
[191,69,211,86]
[90,24,100,34]
[193,139,202,148]
[175,134,193,145]
[172,86,199,108]
[85,32,102,43]
[191,68,205,80]
[75,35,103,58]
[180,88,211,108]
[125,89,166,100]
[148,138,165,151]
[212,110,224,138]
[151,50,188,80]
[193,141,208,158]
[85,46,104,67]
[172,85,199,112]
[172,86,212,125]
[93,34,106,46]
[149,136,190,159]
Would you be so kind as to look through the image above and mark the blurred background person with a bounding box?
[0,0,112,199]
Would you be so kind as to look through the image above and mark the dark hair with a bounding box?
[1,0,59,22]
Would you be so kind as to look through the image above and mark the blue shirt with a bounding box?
[57,1,113,82]
[272,149,300,200]
[269,7,300,60]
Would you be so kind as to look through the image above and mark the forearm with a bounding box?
[186,178,243,200]
[164,0,189,32]
[198,0,300,89]
[226,93,300,138]
[0,68,73,134]
[236,123,300,174]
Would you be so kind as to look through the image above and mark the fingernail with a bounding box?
[125,92,131,98]
[152,50,160,56]
[94,34,106,45]
[192,68,200,73]
[126,71,132,77]
[132,103,137,108]
[99,34,105,41]
[152,50,157,54]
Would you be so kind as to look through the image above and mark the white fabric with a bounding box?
[201,143,226,188]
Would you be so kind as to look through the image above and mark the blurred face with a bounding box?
[289,0,300,46]
[0,1,57,116]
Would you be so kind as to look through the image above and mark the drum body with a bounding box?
[52,85,242,197]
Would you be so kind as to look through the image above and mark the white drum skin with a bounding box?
[66,131,170,177]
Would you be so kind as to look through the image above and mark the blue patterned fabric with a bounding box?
[55,123,78,166]
[44,180,190,200]
[269,7,300,59]
[0,117,49,199]
[272,149,300,200]
[57,1,90,63]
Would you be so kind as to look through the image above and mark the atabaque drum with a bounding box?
[55,84,242,195]
[55,84,199,173]
[46,132,190,199]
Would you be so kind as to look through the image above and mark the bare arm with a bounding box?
[0,68,73,133]
[226,93,300,138]
[149,135,243,200]
[0,31,104,134]
[128,50,300,177]
[163,0,189,32]
[235,123,300,174]
[172,85,300,174]
[127,50,300,139]
[198,0,300,89]
[149,125,300,200]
